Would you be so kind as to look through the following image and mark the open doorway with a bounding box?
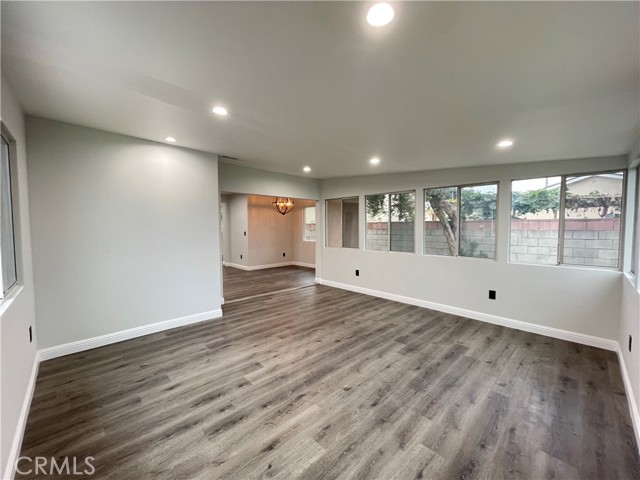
[220,193,317,302]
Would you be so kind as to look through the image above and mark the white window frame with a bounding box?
[423,182,499,260]
[303,206,316,242]
[509,169,626,270]
[325,197,359,249]
[0,131,18,300]
[365,190,416,253]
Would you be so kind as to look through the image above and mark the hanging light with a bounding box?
[272,197,295,215]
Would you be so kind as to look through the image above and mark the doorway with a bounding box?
[220,193,317,302]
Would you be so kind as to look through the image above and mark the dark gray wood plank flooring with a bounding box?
[223,265,316,302]
[18,285,639,479]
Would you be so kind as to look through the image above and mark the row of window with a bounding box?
[325,170,625,269]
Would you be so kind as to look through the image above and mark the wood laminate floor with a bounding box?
[223,265,316,302]
[18,286,639,479]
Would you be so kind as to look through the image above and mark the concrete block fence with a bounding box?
[367,222,414,252]
[425,220,496,258]
[369,219,621,267]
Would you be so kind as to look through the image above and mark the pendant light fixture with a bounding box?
[272,197,295,215]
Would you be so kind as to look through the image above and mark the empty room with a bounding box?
[1,1,639,479]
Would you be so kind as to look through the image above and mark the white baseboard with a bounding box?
[290,261,316,269]
[3,352,39,480]
[316,278,618,352]
[224,261,315,271]
[39,309,223,361]
[617,345,640,454]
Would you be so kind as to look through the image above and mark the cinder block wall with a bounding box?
[419,218,620,266]
[367,222,415,252]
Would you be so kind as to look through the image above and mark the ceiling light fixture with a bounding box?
[212,106,228,116]
[367,3,395,27]
[303,166,311,173]
[164,137,176,143]
[272,197,295,215]
[370,157,381,165]
[497,139,514,149]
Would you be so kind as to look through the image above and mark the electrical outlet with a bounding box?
[244,231,246,236]
[283,252,286,257]
[29,326,33,343]
[240,254,243,259]
[489,290,496,300]
[355,269,360,276]
[630,335,633,352]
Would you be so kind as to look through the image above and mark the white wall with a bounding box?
[0,78,39,479]
[219,162,320,200]
[319,155,628,342]
[619,140,640,440]
[228,194,249,267]
[26,117,222,349]
[621,275,639,410]
[221,195,231,263]
[248,195,294,267]
[291,200,317,266]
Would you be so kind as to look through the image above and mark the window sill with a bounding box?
[365,249,417,255]
[508,260,623,273]
[0,284,24,318]
[422,253,498,262]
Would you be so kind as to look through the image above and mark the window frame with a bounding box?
[509,169,626,270]
[0,131,18,299]
[423,181,499,260]
[325,196,359,249]
[365,190,416,253]
[631,168,639,276]
[302,205,316,242]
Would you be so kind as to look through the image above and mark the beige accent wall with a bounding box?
[226,194,316,268]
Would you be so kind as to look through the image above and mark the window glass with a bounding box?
[303,206,316,241]
[342,198,359,248]
[0,135,17,295]
[424,187,458,256]
[326,197,359,248]
[326,199,342,248]
[390,192,415,252]
[459,184,498,259]
[632,168,639,275]
[366,192,415,252]
[366,194,389,251]
[563,171,624,268]
[510,177,561,265]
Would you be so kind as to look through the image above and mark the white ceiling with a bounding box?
[2,1,638,179]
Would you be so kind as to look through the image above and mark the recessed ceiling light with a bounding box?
[370,157,381,165]
[497,139,514,149]
[212,106,228,116]
[164,137,176,143]
[303,166,311,173]
[367,3,395,27]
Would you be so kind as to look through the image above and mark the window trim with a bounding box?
[0,131,18,299]
[423,181,499,260]
[508,169,626,270]
[365,190,416,253]
[325,196,359,249]
[631,168,639,276]
[302,206,316,243]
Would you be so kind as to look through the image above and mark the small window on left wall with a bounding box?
[0,134,17,298]
[303,206,316,241]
